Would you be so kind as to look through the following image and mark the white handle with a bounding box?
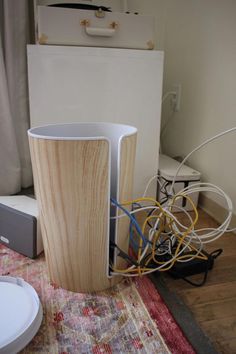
[85,26,116,37]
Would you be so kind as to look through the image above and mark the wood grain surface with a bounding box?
[29,132,137,292]
[29,137,115,292]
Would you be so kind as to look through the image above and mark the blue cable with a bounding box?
[129,209,143,253]
[129,218,139,253]
[110,197,148,246]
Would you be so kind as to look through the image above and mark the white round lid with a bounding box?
[0,276,43,354]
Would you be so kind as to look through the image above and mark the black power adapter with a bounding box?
[167,249,222,286]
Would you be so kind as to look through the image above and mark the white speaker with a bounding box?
[0,196,43,258]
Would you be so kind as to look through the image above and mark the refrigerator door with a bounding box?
[27,45,163,197]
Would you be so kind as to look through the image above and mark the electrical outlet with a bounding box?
[171,84,181,112]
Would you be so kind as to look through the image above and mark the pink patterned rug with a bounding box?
[0,244,195,354]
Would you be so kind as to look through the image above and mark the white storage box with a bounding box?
[37,5,155,49]
[158,154,201,212]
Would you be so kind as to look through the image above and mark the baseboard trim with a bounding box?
[199,193,236,232]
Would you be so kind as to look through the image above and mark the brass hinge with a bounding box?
[110,21,118,29]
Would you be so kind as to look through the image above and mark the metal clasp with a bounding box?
[95,8,105,18]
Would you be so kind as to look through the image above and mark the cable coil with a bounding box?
[110,127,236,277]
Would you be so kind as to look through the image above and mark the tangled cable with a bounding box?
[110,127,236,277]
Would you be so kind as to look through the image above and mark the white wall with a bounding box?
[130,0,236,213]
[161,0,236,212]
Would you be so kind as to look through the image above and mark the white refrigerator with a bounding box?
[27,45,164,197]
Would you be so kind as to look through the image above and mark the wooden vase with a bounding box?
[28,123,137,292]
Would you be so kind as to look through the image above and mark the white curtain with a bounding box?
[0,0,32,195]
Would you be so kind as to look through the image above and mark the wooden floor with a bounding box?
[163,209,236,354]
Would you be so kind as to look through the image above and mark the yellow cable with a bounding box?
[121,197,161,207]
[111,193,205,275]
[170,193,198,255]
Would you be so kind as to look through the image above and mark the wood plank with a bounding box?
[179,281,236,306]
[200,316,236,341]
[212,255,236,268]
[191,298,236,322]
[205,241,236,257]
[214,338,236,354]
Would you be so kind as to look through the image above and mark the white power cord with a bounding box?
[162,91,177,104]
[170,127,236,193]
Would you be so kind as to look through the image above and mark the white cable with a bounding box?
[112,210,198,276]
[175,182,233,242]
[111,202,198,275]
[170,126,236,193]
[110,206,160,220]
[142,174,163,198]
[223,226,236,232]
[112,124,236,277]
[162,91,176,103]
[160,92,177,152]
